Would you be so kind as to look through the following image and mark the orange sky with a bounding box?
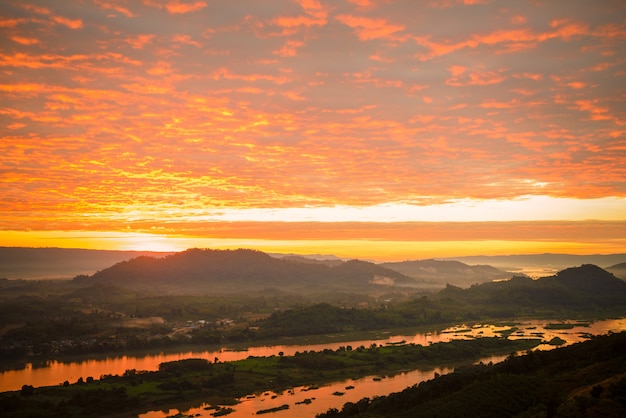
[1,0,625,260]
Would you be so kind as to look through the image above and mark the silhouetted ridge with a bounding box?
[547,264,626,293]
[435,264,626,308]
[77,248,417,293]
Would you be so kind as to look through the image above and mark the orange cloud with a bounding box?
[141,0,206,14]
[574,99,611,121]
[52,16,83,29]
[93,0,135,18]
[125,34,155,49]
[273,40,305,57]
[19,4,52,15]
[347,0,373,7]
[446,66,506,86]
[172,34,201,47]
[166,1,207,14]
[273,0,327,29]
[10,36,39,45]
[336,14,405,41]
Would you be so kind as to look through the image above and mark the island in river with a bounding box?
[1,336,543,417]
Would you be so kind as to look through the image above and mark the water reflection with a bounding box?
[137,318,626,418]
[140,366,454,418]
[1,318,625,393]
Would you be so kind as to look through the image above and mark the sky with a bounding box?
[1,0,625,260]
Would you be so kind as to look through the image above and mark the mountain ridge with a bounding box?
[75,248,418,293]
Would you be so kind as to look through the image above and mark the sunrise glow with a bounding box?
[1,0,625,259]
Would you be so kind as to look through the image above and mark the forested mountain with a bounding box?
[436,264,626,308]
[380,259,510,288]
[74,248,417,293]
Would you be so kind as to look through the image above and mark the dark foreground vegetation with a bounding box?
[0,337,541,417]
[319,331,626,418]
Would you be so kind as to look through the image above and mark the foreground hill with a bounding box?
[75,248,417,293]
[437,264,626,308]
[380,259,511,288]
[320,331,626,417]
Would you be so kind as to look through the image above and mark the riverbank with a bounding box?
[3,317,626,393]
[0,337,542,418]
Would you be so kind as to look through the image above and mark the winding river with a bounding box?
[2,318,626,417]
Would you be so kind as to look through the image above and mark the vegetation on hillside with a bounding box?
[318,331,626,417]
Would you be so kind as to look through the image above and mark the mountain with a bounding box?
[0,247,174,279]
[436,264,626,308]
[380,259,511,288]
[607,262,626,280]
[74,248,418,293]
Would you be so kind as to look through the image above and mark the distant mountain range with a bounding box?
[447,253,626,275]
[0,247,175,279]
[2,247,625,294]
[607,262,626,280]
[74,248,417,293]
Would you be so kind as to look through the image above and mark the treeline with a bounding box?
[253,301,451,338]
[318,331,626,417]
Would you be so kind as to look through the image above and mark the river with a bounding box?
[2,318,625,417]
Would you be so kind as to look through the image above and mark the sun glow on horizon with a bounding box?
[1,225,624,262]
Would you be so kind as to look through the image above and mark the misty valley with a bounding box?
[2,248,626,417]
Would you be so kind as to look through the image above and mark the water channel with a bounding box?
[2,318,625,417]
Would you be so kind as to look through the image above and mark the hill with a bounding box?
[75,248,418,293]
[320,331,626,417]
[607,262,626,280]
[436,264,626,308]
[380,259,511,288]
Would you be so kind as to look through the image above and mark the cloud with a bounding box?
[446,66,506,86]
[335,14,405,41]
[93,0,135,18]
[141,0,207,14]
[51,15,83,29]
[0,0,625,253]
